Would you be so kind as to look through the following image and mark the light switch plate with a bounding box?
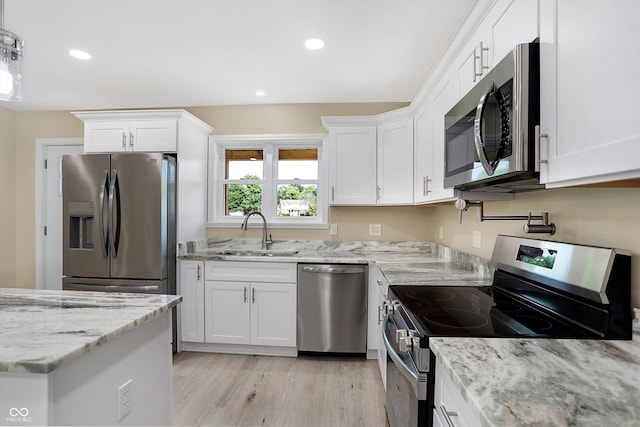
[329,223,338,235]
[438,226,444,240]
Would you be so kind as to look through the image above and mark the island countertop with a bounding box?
[429,319,640,427]
[0,288,181,374]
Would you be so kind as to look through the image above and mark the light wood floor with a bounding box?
[173,352,386,427]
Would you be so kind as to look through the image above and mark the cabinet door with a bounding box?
[453,25,491,101]
[179,261,205,343]
[414,104,434,204]
[540,0,640,187]
[453,0,539,103]
[250,282,297,347]
[328,126,377,205]
[83,121,129,153]
[367,264,380,355]
[433,360,482,427]
[429,75,456,202]
[130,120,178,152]
[377,118,414,205]
[204,281,250,344]
[490,0,539,64]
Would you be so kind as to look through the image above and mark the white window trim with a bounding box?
[207,134,328,229]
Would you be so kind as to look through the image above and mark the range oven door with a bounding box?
[383,314,431,427]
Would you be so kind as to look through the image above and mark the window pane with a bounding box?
[278,148,318,180]
[276,184,317,217]
[225,183,262,216]
[226,149,263,179]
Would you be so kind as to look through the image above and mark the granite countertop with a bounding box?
[0,288,181,374]
[430,313,640,426]
[178,238,495,286]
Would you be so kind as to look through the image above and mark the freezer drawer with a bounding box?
[63,277,168,294]
[297,264,367,353]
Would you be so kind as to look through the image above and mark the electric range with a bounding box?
[383,235,632,427]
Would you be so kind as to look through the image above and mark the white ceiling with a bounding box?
[2,0,473,112]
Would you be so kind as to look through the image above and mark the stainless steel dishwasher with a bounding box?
[297,263,367,354]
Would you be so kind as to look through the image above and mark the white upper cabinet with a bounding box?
[327,125,378,205]
[415,73,456,204]
[377,117,414,205]
[454,0,539,102]
[83,119,177,153]
[324,114,414,206]
[539,0,640,187]
[73,110,208,154]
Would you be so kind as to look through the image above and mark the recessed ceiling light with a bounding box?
[69,49,92,60]
[304,38,325,50]
[255,90,266,97]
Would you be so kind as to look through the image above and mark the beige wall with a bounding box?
[10,103,407,289]
[207,205,434,242]
[429,188,640,307]
[0,107,17,286]
[8,103,640,310]
[13,112,84,288]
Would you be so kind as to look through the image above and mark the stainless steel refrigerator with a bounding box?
[62,153,176,296]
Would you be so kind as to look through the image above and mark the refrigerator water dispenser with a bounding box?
[68,201,94,249]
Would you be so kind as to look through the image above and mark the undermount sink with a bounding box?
[220,249,299,257]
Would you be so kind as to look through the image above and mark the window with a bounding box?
[208,135,326,228]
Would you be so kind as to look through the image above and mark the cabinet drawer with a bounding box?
[205,261,297,283]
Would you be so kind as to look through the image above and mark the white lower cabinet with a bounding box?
[375,268,389,389]
[433,359,481,427]
[203,280,296,347]
[178,260,205,343]
[203,280,250,344]
[179,260,297,352]
[198,261,297,352]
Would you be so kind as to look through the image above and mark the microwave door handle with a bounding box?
[474,84,495,176]
[474,83,509,176]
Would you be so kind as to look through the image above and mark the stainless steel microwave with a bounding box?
[444,42,542,192]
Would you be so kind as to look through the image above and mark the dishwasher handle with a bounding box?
[300,265,366,274]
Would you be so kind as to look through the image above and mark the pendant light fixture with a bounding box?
[0,0,23,101]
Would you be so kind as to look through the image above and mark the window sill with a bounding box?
[207,221,328,230]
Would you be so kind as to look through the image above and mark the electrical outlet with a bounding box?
[438,226,444,240]
[329,223,338,235]
[118,379,133,421]
[369,224,382,236]
[472,230,482,248]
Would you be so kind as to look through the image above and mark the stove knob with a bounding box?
[383,299,395,315]
[395,329,408,344]
[398,336,413,352]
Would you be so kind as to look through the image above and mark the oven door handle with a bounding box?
[383,314,422,398]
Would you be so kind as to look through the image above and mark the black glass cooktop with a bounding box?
[389,284,597,339]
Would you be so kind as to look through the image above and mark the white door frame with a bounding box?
[35,138,83,289]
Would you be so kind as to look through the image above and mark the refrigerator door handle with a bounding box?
[99,169,109,258]
[109,169,121,258]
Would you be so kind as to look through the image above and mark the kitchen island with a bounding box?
[0,288,181,426]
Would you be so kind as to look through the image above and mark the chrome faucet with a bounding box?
[240,211,272,250]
